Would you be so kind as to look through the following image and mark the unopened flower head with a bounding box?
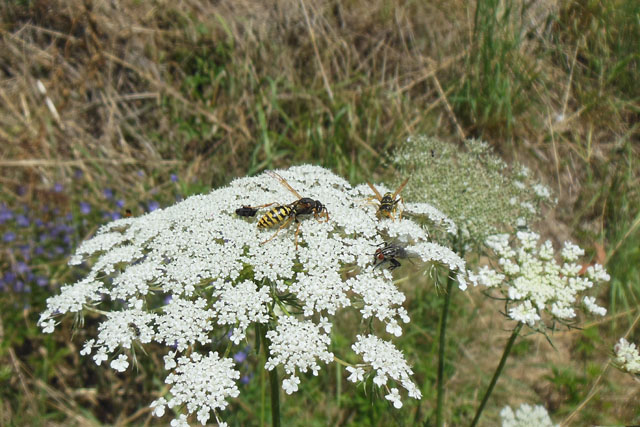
[393,136,554,245]
[474,232,608,328]
[38,165,469,423]
[500,403,558,427]
[613,338,640,375]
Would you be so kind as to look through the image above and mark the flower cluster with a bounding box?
[349,334,422,408]
[393,136,554,245]
[473,232,609,327]
[500,403,557,427]
[39,165,471,424]
[613,338,640,375]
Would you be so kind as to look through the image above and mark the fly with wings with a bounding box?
[235,171,413,269]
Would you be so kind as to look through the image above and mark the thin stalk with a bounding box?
[260,325,281,427]
[436,272,455,427]
[470,322,523,427]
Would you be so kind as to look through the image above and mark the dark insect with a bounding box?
[367,178,409,221]
[257,171,329,249]
[128,322,140,337]
[124,209,133,217]
[235,206,259,217]
[373,241,410,270]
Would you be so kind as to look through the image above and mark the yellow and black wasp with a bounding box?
[367,178,409,221]
[255,171,329,249]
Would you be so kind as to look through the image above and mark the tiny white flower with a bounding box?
[93,350,108,366]
[80,339,95,356]
[385,387,403,408]
[150,397,167,417]
[170,414,189,427]
[110,354,129,372]
[346,366,365,383]
[282,376,301,394]
[583,296,607,316]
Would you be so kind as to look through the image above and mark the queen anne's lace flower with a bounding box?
[500,403,558,427]
[352,334,422,402]
[475,232,608,328]
[614,338,640,375]
[39,165,468,423]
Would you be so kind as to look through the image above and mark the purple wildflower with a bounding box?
[36,276,48,287]
[170,174,178,183]
[233,350,247,364]
[15,262,30,275]
[53,183,63,193]
[16,214,29,227]
[147,201,160,212]
[116,199,125,209]
[103,188,114,199]
[79,202,91,215]
[3,231,16,242]
[0,205,13,223]
[110,211,122,220]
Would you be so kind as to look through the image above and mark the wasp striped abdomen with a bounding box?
[258,205,292,228]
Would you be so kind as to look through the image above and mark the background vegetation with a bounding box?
[1,0,638,425]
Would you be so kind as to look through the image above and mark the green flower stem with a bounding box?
[435,271,455,427]
[260,324,281,427]
[470,322,524,427]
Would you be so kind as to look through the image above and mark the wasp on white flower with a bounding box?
[38,165,470,424]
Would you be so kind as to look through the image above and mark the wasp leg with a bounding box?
[260,216,295,246]
[293,220,302,250]
[314,210,330,223]
[396,195,405,220]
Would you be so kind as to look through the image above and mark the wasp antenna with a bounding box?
[367,182,383,200]
[392,178,410,199]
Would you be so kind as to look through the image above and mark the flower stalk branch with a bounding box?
[470,321,523,427]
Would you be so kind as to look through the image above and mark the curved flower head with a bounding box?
[38,165,471,423]
[474,232,609,329]
[500,403,558,427]
[614,338,640,375]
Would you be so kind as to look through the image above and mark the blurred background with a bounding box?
[0,0,638,425]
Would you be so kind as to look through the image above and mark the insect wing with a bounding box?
[266,170,303,199]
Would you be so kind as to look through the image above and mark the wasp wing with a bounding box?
[266,170,303,199]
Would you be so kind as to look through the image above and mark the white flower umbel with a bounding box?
[351,334,422,403]
[153,351,240,426]
[264,316,334,392]
[39,165,467,422]
[500,403,558,427]
[613,338,640,375]
[475,231,608,328]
